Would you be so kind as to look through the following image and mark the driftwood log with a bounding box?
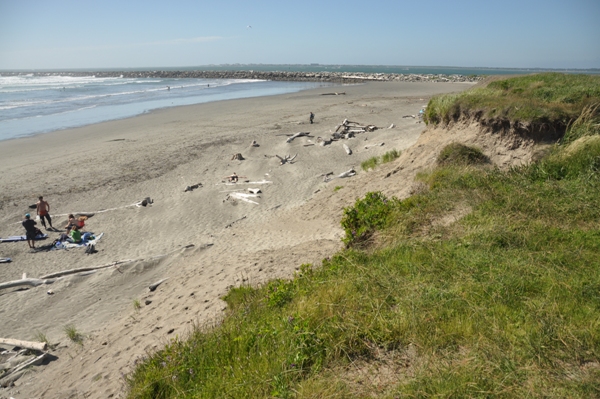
[0,278,56,291]
[250,140,259,147]
[276,154,297,165]
[0,338,47,351]
[184,183,202,192]
[365,142,385,149]
[317,137,332,146]
[231,153,244,160]
[325,168,357,182]
[0,352,48,387]
[286,132,310,143]
[149,278,168,292]
[343,143,352,155]
[226,192,260,205]
[40,260,132,280]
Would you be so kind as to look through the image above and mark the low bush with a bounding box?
[437,143,488,166]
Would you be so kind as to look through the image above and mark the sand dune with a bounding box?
[0,81,479,398]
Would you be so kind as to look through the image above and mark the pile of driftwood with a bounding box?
[333,119,378,140]
[0,339,48,387]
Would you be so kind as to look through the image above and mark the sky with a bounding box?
[1,0,599,70]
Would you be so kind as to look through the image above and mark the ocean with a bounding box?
[3,64,598,142]
[0,75,335,141]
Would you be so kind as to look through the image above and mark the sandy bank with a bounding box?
[0,81,474,398]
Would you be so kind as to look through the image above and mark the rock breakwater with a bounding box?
[2,70,484,83]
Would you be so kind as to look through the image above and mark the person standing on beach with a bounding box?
[22,214,38,249]
[309,112,315,124]
[36,196,53,230]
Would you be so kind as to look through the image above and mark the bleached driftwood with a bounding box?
[337,168,356,178]
[226,192,260,205]
[0,352,48,387]
[231,153,244,160]
[388,123,395,129]
[250,140,259,147]
[276,154,297,165]
[0,338,46,352]
[325,168,357,182]
[0,278,56,291]
[286,132,310,143]
[149,278,168,292]
[320,92,346,96]
[248,188,262,194]
[343,144,352,155]
[219,180,272,186]
[402,115,416,118]
[317,137,332,146]
[40,260,132,280]
[365,142,385,149]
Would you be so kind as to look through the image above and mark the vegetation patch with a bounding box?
[361,149,401,171]
[127,77,600,399]
[424,73,600,135]
[437,143,488,166]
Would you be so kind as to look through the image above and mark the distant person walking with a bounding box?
[22,214,38,249]
[36,196,53,230]
[309,112,315,124]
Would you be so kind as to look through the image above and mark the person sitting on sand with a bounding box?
[65,214,85,230]
[70,225,82,244]
[22,213,38,249]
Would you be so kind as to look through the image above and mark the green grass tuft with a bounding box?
[437,143,488,166]
[64,324,84,345]
[361,149,401,171]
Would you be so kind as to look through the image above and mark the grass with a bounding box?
[424,73,600,128]
[64,324,84,345]
[133,299,142,311]
[126,77,600,398]
[437,142,489,166]
[34,331,49,344]
[361,149,401,171]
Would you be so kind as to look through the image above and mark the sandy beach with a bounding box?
[0,81,481,398]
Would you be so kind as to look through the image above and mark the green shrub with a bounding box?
[437,143,488,166]
[341,192,399,246]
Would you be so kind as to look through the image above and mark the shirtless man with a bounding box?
[224,172,239,183]
[36,196,53,230]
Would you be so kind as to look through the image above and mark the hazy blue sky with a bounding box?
[1,0,598,70]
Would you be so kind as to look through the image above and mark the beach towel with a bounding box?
[0,233,48,243]
[55,232,104,250]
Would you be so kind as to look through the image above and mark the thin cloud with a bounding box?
[147,36,223,46]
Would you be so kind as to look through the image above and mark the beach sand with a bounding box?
[0,81,477,398]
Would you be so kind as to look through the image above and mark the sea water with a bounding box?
[0,75,335,141]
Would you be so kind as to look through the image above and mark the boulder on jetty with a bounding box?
[3,70,483,83]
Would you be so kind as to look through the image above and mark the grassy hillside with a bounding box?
[424,73,600,136]
[127,75,600,398]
